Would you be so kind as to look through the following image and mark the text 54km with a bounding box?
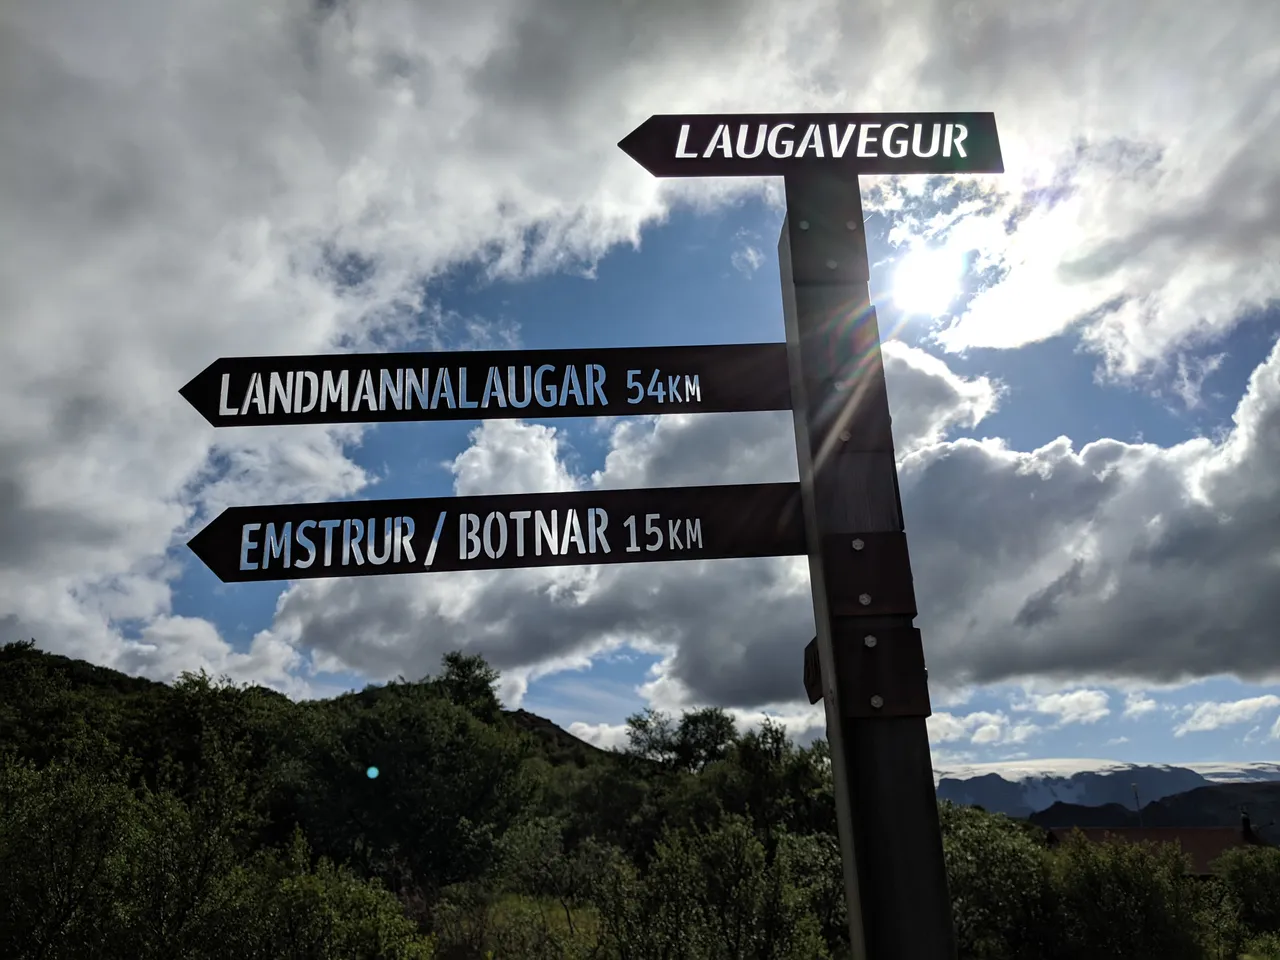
[626,369,701,404]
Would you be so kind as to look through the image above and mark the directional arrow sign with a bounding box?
[180,343,791,427]
[188,482,806,583]
[618,112,1002,178]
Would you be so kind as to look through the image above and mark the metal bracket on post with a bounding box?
[821,532,918,617]
[837,624,931,718]
[801,628,931,719]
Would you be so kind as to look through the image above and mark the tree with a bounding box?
[296,680,530,897]
[1049,830,1211,960]
[594,818,829,960]
[624,708,678,765]
[939,802,1054,960]
[671,708,738,773]
[434,652,503,725]
[1214,845,1280,937]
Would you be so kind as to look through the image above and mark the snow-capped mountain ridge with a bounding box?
[932,760,1280,818]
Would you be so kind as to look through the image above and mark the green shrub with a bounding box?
[1048,830,1211,960]
[940,802,1055,960]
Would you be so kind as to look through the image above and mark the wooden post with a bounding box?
[779,173,955,959]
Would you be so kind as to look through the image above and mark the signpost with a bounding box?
[618,112,1002,178]
[180,342,790,427]
[184,107,1001,960]
[187,482,805,583]
[619,111,1003,960]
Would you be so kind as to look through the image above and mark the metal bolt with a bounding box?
[858,593,872,606]
[851,538,864,551]
[825,259,838,270]
[799,220,810,230]
[864,635,877,648]
[870,695,884,709]
[846,220,859,231]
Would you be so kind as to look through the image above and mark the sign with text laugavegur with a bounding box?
[618,112,1002,178]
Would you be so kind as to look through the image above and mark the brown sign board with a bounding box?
[188,482,806,584]
[619,112,1003,178]
[181,342,792,427]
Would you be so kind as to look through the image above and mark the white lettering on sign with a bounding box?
[218,364,610,417]
[238,516,417,571]
[671,122,967,162]
[235,508,706,572]
[458,507,612,561]
[624,369,702,404]
[621,513,705,553]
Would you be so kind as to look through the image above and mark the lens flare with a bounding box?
[891,246,966,318]
[366,766,379,779]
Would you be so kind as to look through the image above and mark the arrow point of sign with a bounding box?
[617,117,657,175]
[179,361,222,427]
[186,515,227,581]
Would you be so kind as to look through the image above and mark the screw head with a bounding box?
[798,219,810,230]
[839,430,851,442]
[846,220,859,230]
[851,538,864,551]
[864,635,877,648]
[858,593,872,606]
[870,695,884,709]
[825,259,838,270]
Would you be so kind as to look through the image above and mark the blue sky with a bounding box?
[6,0,1280,781]
[169,192,1280,768]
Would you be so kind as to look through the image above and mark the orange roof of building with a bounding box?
[1047,827,1261,876]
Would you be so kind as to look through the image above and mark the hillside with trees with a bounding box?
[2,638,1279,959]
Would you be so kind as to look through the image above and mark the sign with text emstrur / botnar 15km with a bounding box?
[187,483,806,584]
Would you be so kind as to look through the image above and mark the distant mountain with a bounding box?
[934,759,1280,819]
[1031,781,1280,844]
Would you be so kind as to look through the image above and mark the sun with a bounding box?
[890,246,967,318]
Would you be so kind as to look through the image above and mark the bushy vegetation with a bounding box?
[2,639,1278,959]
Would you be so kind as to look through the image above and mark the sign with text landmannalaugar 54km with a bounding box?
[180,343,791,427]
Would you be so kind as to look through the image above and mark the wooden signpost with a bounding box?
[185,108,1002,960]
[620,111,1003,959]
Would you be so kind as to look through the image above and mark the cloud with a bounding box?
[1123,691,1159,719]
[592,341,999,493]
[902,335,1280,689]
[4,0,1280,705]
[928,710,1040,747]
[250,337,1000,704]
[1173,695,1280,736]
[278,330,1280,713]
[568,721,631,752]
[1170,352,1227,411]
[1013,689,1110,725]
[730,243,765,278]
[451,420,579,496]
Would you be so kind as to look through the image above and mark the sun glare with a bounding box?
[890,246,967,318]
